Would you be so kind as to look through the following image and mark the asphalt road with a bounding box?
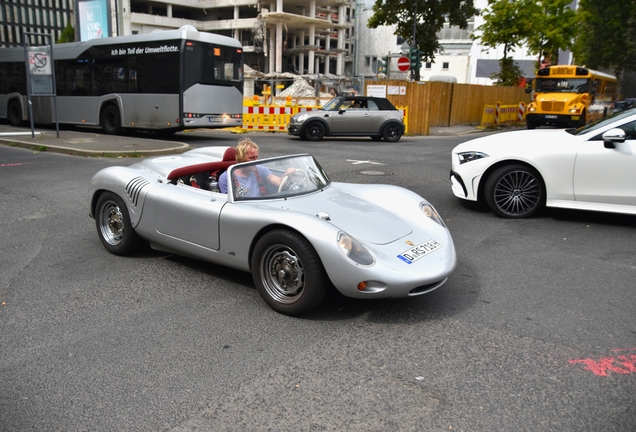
[1,130,635,431]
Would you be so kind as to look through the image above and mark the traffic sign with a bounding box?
[397,56,411,72]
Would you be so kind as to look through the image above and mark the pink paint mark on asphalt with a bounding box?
[569,348,636,376]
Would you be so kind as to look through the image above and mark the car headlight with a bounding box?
[456,151,489,165]
[293,113,308,123]
[569,107,580,113]
[420,201,445,227]
[337,232,375,267]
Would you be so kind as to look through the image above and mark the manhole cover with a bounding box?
[353,170,393,176]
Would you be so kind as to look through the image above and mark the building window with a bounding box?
[396,36,405,45]
[425,62,432,69]
[442,62,449,69]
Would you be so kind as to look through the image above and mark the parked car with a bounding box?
[90,147,456,315]
[450,108,636,218]
[613,99,636,113]
[287,96,405,142]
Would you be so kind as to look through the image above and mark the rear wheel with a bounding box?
[485,164,545,218]
[95,192,143,255]
[8,101,22,126]
[303,121,325,141]
[251,229,328,316]
[382,123,403,142]
[100,105,122,135]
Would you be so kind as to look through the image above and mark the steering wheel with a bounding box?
[278,169,308,193]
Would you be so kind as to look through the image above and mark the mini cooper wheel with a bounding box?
[485,164,545,218]
[251,230,328,316]
[95,192,143,255]
[382,123,403,142]
[303,122,325,141]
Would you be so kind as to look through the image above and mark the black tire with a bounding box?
[100,105,122,135]
[251,229,328,316]
[382,123,403,142]
[303,121,325,141]
[484,164,545,218]
[575,111,586,128]
[8,100,22,126]
[95,192,143,255]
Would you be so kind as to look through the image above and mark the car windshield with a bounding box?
[570,108,636,135]
[321,97,343,111]
[229,154,330,201]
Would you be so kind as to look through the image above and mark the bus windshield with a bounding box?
[184,42,243,90]
[535,78,589,94]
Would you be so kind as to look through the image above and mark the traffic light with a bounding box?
[409,48,422,70]
[379,55,389,74]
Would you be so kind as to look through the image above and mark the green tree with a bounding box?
[475,0,577,86]
[475,0,534,86]
[524,0,577,67]
[573,0,636,77]
[57,21,75,43]
[367,0,478,80]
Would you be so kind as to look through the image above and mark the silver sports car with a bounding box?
[89,147,457,315]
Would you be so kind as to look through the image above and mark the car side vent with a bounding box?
[125,177,151,208]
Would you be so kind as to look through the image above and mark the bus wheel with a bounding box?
[576,112,586,128]
[8,101,22,126]
[100,105,122,135]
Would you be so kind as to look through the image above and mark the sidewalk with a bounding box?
[0,124,189,157]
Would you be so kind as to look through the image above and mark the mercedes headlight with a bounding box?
[457,151,489,165]
[337,232,375,267]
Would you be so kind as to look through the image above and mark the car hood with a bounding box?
[453,128,577,154]
[275,188,412,245]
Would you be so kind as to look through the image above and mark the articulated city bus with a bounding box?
[525,65,617,129]
[0,26,243,134]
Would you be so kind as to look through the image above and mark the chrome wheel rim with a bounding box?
[259,245,305,304]
[99,201,124,246]
[493,170,541,216]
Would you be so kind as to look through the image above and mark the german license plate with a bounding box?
[208,116,222,122]
[397,240,443,264]
[545,115,557,119]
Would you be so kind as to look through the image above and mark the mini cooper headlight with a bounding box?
[337,232,375,267]
[420,201,445,227]
[294,113,309,123]
[457,151,489,165]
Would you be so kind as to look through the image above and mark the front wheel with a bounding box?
[382,123,403,142]
[303,122,325,141]
[100,105,122,135]
[95,192,143,255]
[251,230,328,316]
[484,164,545,218]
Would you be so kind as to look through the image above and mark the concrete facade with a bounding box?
[111,0,355,76]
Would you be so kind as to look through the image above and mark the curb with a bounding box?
[0,137,190,157]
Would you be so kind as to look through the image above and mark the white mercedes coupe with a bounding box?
[450,108,636,218]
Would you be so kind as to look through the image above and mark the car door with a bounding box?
[330,99,371,134]
[154,183,227,250]
[573,120,636,206]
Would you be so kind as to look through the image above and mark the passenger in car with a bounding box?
[219,138,291,197]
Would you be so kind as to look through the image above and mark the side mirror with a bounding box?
[602,128,626,148]
[525,87,532,94]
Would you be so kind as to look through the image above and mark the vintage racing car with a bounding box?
[89,147,457,315]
